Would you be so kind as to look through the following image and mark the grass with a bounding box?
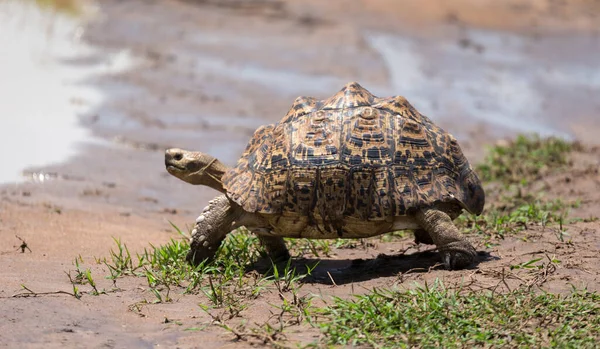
[457,134,581,243]
[476,135,574,185]
[92,225,318,306]
[458,196,578,242]
[98,227,264,298]
[314,283,600,348]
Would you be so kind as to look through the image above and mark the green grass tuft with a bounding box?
[458,197,577,241]
[315,283,600,348]
[476,135,573,185]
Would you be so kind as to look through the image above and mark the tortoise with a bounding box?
[165,82,484,270]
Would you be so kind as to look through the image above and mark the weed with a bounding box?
[268,258,316,294]
[459,196,576,241]
[313,282,600,348]
[103,238,139,279]
[65,272,82,299]
[476,135,573,185]
[510,257,543,270]
[70,256,101,295]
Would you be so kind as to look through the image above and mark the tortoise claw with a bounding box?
[186,238,223,266]
[439,241,477,270]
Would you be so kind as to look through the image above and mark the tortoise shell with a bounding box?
[222,82,484,226]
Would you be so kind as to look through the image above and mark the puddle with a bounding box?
[0,0,136,183]
[366,29,600,140]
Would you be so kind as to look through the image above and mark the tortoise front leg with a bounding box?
[257,235,290,262]
[415,208,476,270]
[186,195,243,266]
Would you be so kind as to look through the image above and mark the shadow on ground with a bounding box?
[251,249,496,285]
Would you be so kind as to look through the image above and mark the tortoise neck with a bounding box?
[199,157,228,194]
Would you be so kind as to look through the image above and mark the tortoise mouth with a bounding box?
[165,163,187,173]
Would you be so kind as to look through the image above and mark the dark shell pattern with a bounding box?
[222,82,485,227]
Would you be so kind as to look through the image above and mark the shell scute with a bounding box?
[223,82,484,219]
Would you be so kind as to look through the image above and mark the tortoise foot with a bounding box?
[438,241,477,270]
[186,237,223,266]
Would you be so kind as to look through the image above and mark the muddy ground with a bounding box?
[1,0,600,348]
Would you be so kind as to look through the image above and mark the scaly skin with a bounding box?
[186,195,241,265]
[414,208,477,269]
[166,149,291,265]
[165,148,228,193]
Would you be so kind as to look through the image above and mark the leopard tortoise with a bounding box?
[165,82,485,270]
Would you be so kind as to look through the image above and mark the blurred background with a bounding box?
[0,0,599,213]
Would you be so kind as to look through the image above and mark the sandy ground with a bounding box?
[1,0,600,347]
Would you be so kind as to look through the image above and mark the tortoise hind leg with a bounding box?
[413,228,434,245]
[257,235,291,262]
[187,195,244,266]
[414,208,476,270]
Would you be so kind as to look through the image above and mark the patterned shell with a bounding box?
[222,82,484,223]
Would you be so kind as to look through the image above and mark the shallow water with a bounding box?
[0,1,135,183]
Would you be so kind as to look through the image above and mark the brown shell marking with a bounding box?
[222,82,484,225]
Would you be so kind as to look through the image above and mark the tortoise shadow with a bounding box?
[250,250,495,285]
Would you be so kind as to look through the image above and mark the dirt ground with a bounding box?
[1,0,600,348]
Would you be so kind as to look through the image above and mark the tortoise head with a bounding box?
[165,148,228,193]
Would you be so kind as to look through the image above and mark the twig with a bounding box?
[15,235,32,253]
[10,284,77,298]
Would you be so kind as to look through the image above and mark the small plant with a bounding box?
[476,135,574,184]
[70,256,100,295]
[510,257,543,270]
[65,272,82,300]
[312,282,600,348]
[103,238,139,279]
[458,197,576,241]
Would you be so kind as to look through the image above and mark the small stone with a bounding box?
[196,215,205,223]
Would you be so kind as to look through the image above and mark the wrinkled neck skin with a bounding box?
[165,149,229,193]
[189,156,228,193]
